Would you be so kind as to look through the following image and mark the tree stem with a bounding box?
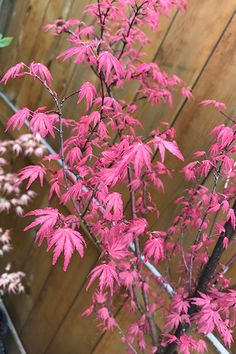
[158,200,236,354]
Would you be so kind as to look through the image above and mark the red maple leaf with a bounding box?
[98,51,124,83]
[103,192,123,222]
[30,62,52,85]
[144,237,164,264]
[77,82,96,111]
[154,137,184,162]
[5,108,30,132]
[17,165,46,189]
[47,227,86,271]
[87,263,119,295]
[30,111,57,138]
[24,208,60,244]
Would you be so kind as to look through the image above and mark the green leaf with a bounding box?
[0,36,13,48]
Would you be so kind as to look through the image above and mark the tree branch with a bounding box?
[159,199,236,354]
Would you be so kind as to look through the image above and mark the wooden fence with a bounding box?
[0,0,236,353]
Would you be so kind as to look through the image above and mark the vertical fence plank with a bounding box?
[151,13,236,231]
[137,0,236,136]
[0,0,15,34]
[20,242,99,354]
[0,0,51,100]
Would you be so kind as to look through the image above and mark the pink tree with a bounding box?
[1,1,236,353]
[0,134,46,295]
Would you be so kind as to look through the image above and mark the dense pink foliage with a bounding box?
[2,1,236,353]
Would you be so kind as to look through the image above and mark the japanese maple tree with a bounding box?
[1,1,236,353]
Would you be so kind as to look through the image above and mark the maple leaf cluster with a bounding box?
[2,1,236,353]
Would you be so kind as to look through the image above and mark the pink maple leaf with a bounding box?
[98,307,110,321]
[97,120,108,139]
[194,307,223,334]
[44,19,81,34]
[195,339,208,354]
[144,237,164,264]
[200,99,226,111]
[49,179,61,200]
[61,181,83,204]
[105,227,131,259]
[181,87,194,100]
[172,291,190,314]
[30,111,57,138]
[77,82,97,111]
[98,51,124,83]
[120,270,138,288]
[128,218,147,237]
[87,263,119,295]
[182,161,198,181]
[161,334,177,346]
[105,239,130,259]
[80,111,100,128]
[132,142,152,176]
[5,108,31,132]
[154,137,184,162]
[178,334,196,354]
[30,62,52,85]
[165,313,182,331]
[57,45,94,64]
[1,62,26,84]
[125,142,152,177]
[207,203,221,215]
[57,47,83,61]
[24,208,60,244]
[223,237,229,249]
[17,165,46,189]
[65,146,82,166]
[217,126,234,148]
[227,208,236,229]
[98,96,122,113]
[103,192,123,222]
[99,166,121,187]
[47,227,86,271]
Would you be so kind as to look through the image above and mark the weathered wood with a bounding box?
[0,0,15,34]
[0,0,51,101]
[137,0,236,135]
[150,13,236,231]
[44,282,105,354]
[0,0,29,72]
[20,242,99,354]
[15,0,76,109]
